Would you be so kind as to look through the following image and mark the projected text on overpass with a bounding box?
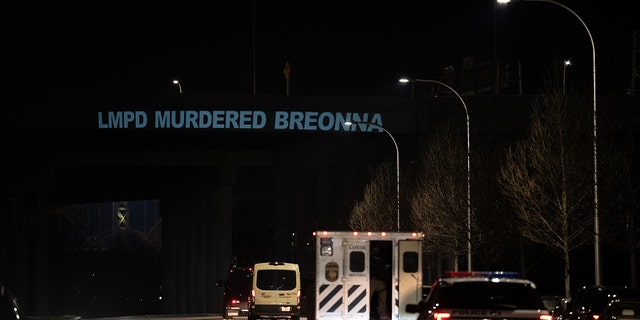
[97,110,384,132]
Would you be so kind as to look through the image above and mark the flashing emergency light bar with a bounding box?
[443,271,521,279]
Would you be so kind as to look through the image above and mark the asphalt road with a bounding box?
[82,315,220,320]
[82,316,309,320]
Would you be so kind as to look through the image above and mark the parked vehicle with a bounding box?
[218,266,253,319]
[560,285,640,320]
[0,283,21,320]
[541,295,567,316]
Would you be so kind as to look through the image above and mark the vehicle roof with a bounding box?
[253,261,300,271]
[437,276,538,288]
[314,230,425,240]
[582,285,640,292]
[577,285,640,299]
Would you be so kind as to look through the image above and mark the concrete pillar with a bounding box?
[161,164,234,315]
[273,171,291,262]
[35,191,50,316]
[210,178,233,312]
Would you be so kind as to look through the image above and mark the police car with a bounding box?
[408,271,551,320]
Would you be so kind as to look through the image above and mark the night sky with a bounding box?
[2,0,638,97]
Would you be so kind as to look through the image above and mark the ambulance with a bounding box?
[309,231,425,320]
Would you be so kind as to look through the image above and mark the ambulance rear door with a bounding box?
[342,239,370,319]
[316,236,369,320]
[397,240,422,320]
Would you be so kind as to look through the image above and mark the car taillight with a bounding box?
[592,315,600,320]
[434,312,450,320]
[297,290,301,305]
[231,299,240,305]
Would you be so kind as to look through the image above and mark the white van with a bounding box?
[249,262,301,320]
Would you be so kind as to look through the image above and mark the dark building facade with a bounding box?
[2,92,540,318]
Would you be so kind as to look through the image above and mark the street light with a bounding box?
[345,121,400,232]
[498,0,600,285]
[172,80,183,94]
[399,77,472,272]
[563,59,572,95]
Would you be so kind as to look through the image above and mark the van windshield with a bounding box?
[256,270,297,291]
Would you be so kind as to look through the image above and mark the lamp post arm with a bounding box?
[499,0,600,285]
[524,0,601,287]
[346,121,401,232]
[412,78,472,271]
[380,127,401,232]
[172,80,183,94]
[529,1,595,51]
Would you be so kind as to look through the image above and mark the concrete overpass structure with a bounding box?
[0,92,530,318]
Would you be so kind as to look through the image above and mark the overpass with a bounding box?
[0,92,530,318]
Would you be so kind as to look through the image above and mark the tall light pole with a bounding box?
[498,0,599,285]
[172,80,183,94]
[345,121,400,232]
[399,78,472,272]
[563,59,572,95]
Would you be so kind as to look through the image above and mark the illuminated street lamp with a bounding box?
[399,77,472,272]
[172,80,183,94]
[498,0,600,285]
[563,59,572,95]
[345,121,400,232]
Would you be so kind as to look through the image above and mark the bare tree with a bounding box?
[409,124,467,270]
[408,125,523,274]
[498,79,592,297]
[348,162,398,231]
[603,149,640,287]
[599,97,640,287]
